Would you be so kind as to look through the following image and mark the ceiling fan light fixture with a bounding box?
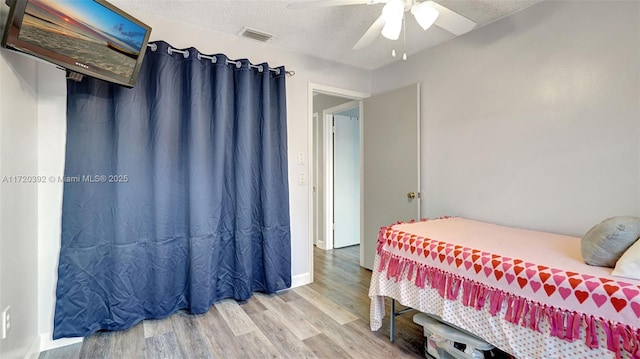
[381,0,404,22]
[381,19,402,40]
[411,2,439,30]
[381,0,403,39]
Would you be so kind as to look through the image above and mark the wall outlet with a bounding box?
[1,306,10,339]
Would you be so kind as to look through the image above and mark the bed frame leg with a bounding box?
[390,298,395,342]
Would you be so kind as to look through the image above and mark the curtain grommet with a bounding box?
[168,47,189,59]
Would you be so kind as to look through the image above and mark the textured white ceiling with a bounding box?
[111,0,541,70]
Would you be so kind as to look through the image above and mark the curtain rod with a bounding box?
[147,43,295,77]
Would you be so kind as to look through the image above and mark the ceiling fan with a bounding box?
[287,0,477,50]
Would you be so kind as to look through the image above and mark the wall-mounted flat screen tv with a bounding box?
[1,0,151,88]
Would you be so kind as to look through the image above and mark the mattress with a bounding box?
[369,217,640,358]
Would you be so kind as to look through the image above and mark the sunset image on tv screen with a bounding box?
[18,0,148,78]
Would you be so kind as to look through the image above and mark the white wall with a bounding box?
[372,0,640,236]
[36,11,371,347]
[36,63,69,351]
[0,49,40,358]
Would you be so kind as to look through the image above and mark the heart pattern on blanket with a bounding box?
[569,278,582,289]
[530,281,541,293]
[585,281,599,293]
[544,284,556,296]
[604,284,619,296]
[622,288,639,300]
[505,273,515,284]
[539,272,551,283]
[558,287,571,300]
[592,293,607,308]
[575,290,589,303]
[611,297,627,312]
[552,275,565,286]
[632,302,640,318]
[525,269,536,279]
[474,264,482,274]
[611,297,627,313]
[517,277,528,288]
[513,266,524,276]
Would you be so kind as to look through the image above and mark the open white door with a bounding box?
[334,113,360,248]
[361,83,420,269]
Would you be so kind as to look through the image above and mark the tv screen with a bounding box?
[1,0,151,88]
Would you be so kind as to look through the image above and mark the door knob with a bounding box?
[407,191,416,199]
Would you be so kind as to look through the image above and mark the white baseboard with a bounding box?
[39,333,83,353]
[24,335,40,359]
[291,272,311,288]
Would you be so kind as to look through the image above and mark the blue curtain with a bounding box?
[53,41,291,339]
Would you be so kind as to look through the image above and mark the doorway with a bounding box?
[323,100,360,250]
[308,84,369,282]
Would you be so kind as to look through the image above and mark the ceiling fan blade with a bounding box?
[424,1,477,36]
[352,15,385,50]
[287,0,373,9]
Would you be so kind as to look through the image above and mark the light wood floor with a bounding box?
[39,245,424,359]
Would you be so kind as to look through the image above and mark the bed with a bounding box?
[369,217,640,359]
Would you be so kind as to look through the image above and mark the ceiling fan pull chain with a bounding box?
[402,15,407,61]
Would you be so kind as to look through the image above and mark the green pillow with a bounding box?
[581,216,640,267]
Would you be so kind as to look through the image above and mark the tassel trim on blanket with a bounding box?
[376,222,640,359]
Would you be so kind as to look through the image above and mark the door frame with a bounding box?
[322,100,360,251]
[308,83,369,283]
